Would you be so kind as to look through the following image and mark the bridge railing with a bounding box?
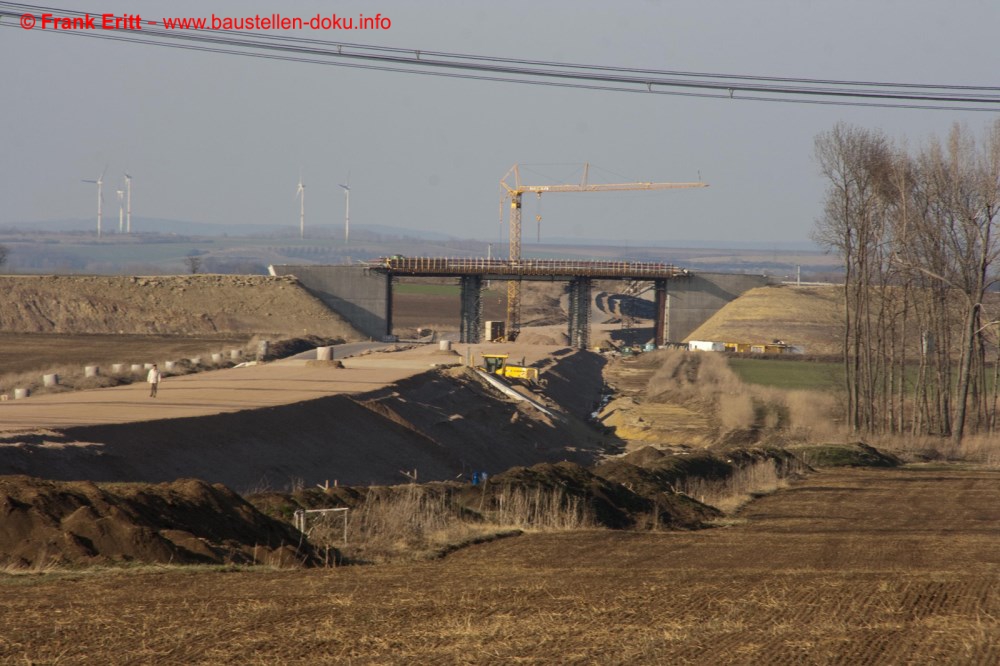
[372,256,685,278]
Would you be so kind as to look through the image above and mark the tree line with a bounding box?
[814,120,1000,443]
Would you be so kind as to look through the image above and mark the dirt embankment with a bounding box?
[0,350,613,491]
[0,274,362,339]
[686,284,841,354]
[0,476,318,568]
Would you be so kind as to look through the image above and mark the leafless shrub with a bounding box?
[483,485,595,531]
[330,483,596,563]
[645,350,841,441]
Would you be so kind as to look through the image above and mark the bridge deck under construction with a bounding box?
[369,257,687,280]
[366,256,689,349]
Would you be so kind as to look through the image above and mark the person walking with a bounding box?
[147,364,162,398]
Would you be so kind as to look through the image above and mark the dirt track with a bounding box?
[3,466,997,664]
[0,343,609,490]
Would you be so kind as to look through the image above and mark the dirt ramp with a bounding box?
[0,366,611,490]
[0,476,318,568]
[0,274,361,339]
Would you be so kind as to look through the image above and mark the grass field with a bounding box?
[727,357,844,391]
[2,467,998,663]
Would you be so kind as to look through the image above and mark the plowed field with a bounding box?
[3,467,999,664]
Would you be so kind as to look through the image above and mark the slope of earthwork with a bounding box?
[0,274,361,339]
[0,350,613,491]
[687,284,841,354]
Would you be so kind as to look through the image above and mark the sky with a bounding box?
[2,0,998,246]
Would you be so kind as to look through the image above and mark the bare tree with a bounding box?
[184,254,203,274]
[0,244,8,269]
[819,120,1000,443]
[814,123,895,433]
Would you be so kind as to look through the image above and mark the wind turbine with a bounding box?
[123,173,132,233]
[82,167,106,237]
[295,174,305,239]
[338,173,350,244]
[116,189,124,233]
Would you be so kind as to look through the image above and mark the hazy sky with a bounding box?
[2,0,998,245]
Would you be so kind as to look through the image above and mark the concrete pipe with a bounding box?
[144,363,154,370]
[164,361,176,371]
[439,340,452,351]
[13,388,29,399]
[130,364,143,374]
[111,363,126,374]
[211,353,224,364]
[230,349,243,361]
[84,365,100,377]
[42,374,59,387]
[257,340,270,361]
[316,346,332,361]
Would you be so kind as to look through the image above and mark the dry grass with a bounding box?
[480,485,595,530]
[676,458,798,514]
[687,284,843,355]
[644,349,840,442]
[304,484,596,564]
[863,431,1000,468]
[2,468,999,664]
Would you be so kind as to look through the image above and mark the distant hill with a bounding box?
[3,218,460,240]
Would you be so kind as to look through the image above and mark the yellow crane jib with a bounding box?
[498,163,707,339]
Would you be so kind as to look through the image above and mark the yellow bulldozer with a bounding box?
[479,354,539,383]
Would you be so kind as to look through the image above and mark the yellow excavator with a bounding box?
[479,354,539,383]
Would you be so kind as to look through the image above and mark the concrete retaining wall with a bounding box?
[270,265,390,340]
[666,272,769,342]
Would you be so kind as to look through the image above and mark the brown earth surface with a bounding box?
[0,344,613,491]
[599,350,717,449]
[3,466,998,664]
[0,332,252,383]
[0,274,361,339]
[0,476,317,568]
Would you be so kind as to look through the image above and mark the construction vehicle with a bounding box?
[479,354,539,383]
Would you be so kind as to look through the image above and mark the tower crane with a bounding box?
[499,163,707,339]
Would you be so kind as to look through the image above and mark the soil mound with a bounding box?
[0,475,319,568]
[787,442,901,468]
[456,460,719,530]
[685,284,841,354]
[0,274,361,339]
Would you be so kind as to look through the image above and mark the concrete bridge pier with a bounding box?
[654,279,668,347]
[568,277,592,350]
[459,275,483,343]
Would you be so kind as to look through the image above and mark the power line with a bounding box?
[3,1,1000,111]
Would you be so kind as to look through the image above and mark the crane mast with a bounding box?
[499,163,707,340]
